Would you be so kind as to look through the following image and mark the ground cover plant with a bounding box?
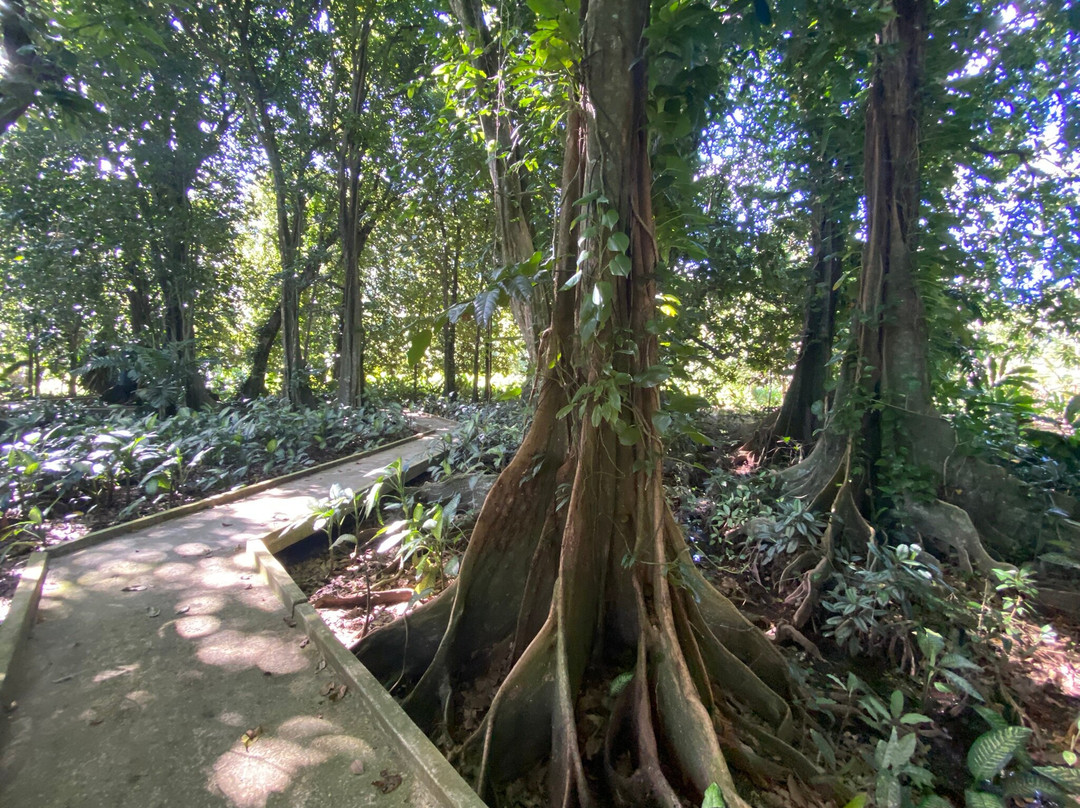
[0,398,409,557]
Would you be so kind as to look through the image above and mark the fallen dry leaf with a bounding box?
[315,658,327,673]
[372,770,402,794]
[121,585,146,592]
[241,725,263,750]
[146,606,161,618]
[350,759,365,775]
[175,605,190,615]
[320,681,348,701]
[299,637,310,648]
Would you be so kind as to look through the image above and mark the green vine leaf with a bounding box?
[607,231,629,253]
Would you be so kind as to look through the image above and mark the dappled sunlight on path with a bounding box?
[0,430,455,808]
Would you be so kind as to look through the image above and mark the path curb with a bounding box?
[0,553,48,705]
[49,431,429,559]
[248,538,485,808]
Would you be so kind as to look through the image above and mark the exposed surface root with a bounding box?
[904,498,1013,575]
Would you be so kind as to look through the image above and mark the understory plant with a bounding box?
[0,399,408,530]
[963,708,1080,808]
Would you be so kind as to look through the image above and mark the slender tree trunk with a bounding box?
[483,323,492,401]
[472,323,480,402]
[448,0,551,372]
[122,254,155,340]
[239,303,281,400]
[241,75,317,409]
[442,220,461,399]
[753,211,844,453]
[335,12,388,409]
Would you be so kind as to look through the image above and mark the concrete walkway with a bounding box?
[0,417,484,808]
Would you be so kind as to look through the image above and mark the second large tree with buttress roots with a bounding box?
[355,1,808,805]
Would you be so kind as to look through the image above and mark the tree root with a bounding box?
[312,589,413,608]
[903,497,1013,575]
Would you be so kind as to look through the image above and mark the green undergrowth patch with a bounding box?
[0,397,410,556]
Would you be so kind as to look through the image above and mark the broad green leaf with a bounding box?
[473,289,501,327]
[607,232,630,253]
[875,771,902,808]
[407,328,433,367]
[939,653,981,671]
[608,670,634,697]
[941,669,984,701]
[964,789,1002,808]
[634,364,670,388]
[610,253,631,276]
[616,423,642,446]
[701,783,726,808]
[890,689,904,720]
[972,706,1008,731]
[841,795,867,808]
[917,628,944,665]
[967,726,1032,780]
[1034,765,1080,793]
[918,796,953,808]
[900,713,933,725]
[28,506,43,524]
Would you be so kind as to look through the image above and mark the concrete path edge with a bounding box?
[0,553,48,705]
[248,539,486,808]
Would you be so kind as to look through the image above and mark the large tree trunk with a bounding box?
[354,4,805,805]
[777,0,1064,626]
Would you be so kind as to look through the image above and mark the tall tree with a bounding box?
[356,3,800,805]
[447,0,552,374]
[778,0,1080,626]
[220,0,335,407]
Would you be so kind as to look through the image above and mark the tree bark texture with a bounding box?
[241,66,317,409]
[776,0,1065,627]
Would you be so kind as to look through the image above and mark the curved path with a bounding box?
[0,415,484,808]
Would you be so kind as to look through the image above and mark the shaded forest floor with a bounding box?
[4,399,1080,806]
[274,405,1080,807]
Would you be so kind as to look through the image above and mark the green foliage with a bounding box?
[967,726,1032,782]
[353,457,465,599]
[820,542,942,657]
[427,401,528,479]
[0,399,408,529]
[701,782,727,808]
[960,714,1080,808]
